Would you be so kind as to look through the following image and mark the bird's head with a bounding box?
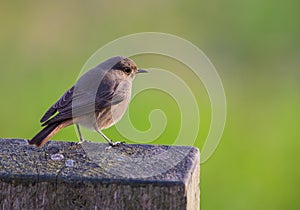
[110,56,148,80]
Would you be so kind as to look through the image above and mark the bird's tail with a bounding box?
[28,120,72,147]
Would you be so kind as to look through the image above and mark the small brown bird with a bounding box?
[29,56,147,147]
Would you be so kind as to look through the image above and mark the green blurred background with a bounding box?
[1,0,299,209]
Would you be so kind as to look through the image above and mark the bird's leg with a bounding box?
[94,126,124,147]
[76,124,85,143]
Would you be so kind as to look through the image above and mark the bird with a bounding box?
[28,56,147,147]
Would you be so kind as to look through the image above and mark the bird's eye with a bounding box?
[123,67,131,74]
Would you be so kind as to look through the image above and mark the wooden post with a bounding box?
[0,138,200,210]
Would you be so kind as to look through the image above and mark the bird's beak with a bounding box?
[137,69,148,73]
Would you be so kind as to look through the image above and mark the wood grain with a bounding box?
[0,138,200,210]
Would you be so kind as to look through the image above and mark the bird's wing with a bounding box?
[41,80,126,126]
[40,86,75,123]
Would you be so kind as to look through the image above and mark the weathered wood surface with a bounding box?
[0,138,200,210]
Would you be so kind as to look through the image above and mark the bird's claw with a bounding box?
[105,141,125,151]
[109,141,125,147]
[76,139,91,145]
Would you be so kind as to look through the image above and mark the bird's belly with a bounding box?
[75,113,97,129]
[97,98,130,130]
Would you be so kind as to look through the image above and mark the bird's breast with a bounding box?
[96,96,130,130]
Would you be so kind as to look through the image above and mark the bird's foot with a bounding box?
[109,140,125,147]
[105,140,125,150]
[76,139,91,145]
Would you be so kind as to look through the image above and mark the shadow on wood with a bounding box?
[0,138,200,210]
